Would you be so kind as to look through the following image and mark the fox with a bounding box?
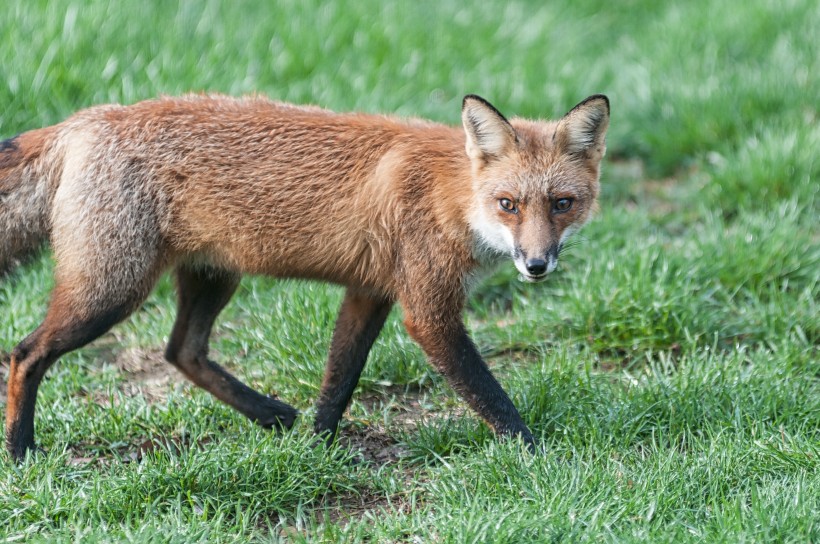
[0,92,609,461]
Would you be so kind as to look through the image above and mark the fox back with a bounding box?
[45,97,477,297]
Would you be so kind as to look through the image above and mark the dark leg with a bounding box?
[314,289,392,441]
[403,311,535,450]
[5,286,143,460]
[165,265,297,430]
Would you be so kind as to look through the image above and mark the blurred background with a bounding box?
[3,0,817,181]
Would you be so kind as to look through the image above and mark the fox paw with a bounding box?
[254,396,298,431]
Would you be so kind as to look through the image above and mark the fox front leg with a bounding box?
[401,305,536,450]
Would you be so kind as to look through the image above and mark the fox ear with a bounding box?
[462,95,517,163]
[556,94,610,160]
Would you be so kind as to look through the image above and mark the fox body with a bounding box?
[1,93,609,460]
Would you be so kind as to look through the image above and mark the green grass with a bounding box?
[1,0,818,542]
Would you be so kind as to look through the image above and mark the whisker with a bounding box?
[559,236,588,256]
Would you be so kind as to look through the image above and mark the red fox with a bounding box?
[1,93,609,460]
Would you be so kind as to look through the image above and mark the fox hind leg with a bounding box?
[5,283,151,460]
[164,265,298,431]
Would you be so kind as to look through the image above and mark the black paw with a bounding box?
[254,396,299,431]
[6,442,46,463]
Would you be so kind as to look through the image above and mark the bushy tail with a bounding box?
[0,127,59,277]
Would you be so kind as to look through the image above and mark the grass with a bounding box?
[1,0,818,541]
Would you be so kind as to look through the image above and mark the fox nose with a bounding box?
[525,258,548,276]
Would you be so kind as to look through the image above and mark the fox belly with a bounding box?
[161,177,398,289]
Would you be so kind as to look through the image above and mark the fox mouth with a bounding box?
[518,272,549,283]
[513,245,561,284]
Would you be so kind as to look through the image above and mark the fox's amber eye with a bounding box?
[499,198,518,213]
[554,198,573,212]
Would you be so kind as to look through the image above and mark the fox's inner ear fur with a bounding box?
[462,95,517,163]
[556,94,610,161]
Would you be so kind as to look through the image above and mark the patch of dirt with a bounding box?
[273,435,426,540]
[112,347,178,402]
[337,423,412,467]
[332,386,426,466]
[77,345,179,408]
[67,433,214,466]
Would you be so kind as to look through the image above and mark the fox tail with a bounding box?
[0,127,59,276]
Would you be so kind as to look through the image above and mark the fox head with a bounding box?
[462,94,609,282]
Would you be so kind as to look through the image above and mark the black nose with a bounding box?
[525,258,547,276]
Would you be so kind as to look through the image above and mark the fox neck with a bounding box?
[421,134,513,273]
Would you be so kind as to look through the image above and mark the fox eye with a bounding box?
[554,198,573,213]
[499,198,518,213]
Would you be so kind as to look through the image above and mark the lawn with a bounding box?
[1,0,818,541]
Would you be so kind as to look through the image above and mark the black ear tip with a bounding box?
[565,94,610,118]
[463,94,488,110]
[585,94,610,114]
[461,94,511,125]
